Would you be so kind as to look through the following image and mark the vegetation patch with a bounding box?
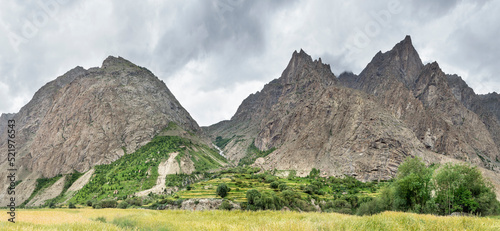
[238,140,276,166]
[215,136,233,149]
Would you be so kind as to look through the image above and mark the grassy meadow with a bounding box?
[1,208,500,231]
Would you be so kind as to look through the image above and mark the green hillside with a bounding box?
[70,135,226,204]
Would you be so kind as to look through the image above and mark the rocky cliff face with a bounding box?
[208,36,500,182]
[0,56,200,203]
[339,36,500,170]
[208,47,440,181]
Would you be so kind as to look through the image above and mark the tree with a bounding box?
[309,168,320,178]
[68,202,76,209]
[246,189,261,205]
[433,163,498,215]
[216,183,231,198]
[287,170,296,180]
[394,156,433,212]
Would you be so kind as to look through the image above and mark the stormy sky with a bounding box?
[1,0,499,126]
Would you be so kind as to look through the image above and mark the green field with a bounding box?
[174,169,386,204]
[1,208,499,230]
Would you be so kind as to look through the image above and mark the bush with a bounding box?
[68,202,76,209]
[100,200,118,208]
[118,201,129,209]
[264,175,276,183]
[278,183,288,192]
[216,183,231,198]
[270,181,279,189]
[86,200,93,207]
[219,200,233,210]
[126,197,143,206]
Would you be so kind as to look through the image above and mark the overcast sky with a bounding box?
[1,0,499,126]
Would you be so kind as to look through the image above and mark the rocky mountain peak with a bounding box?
[282,49,336,86]
[0,55,201,182]
[53,66,87,87]
[101,56,139,71]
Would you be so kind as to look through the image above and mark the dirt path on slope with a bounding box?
[135,152,179,197]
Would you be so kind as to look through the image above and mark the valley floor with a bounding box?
[1,209,499,231]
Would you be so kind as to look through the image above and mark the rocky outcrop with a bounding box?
[478,93,500,124]
[0,113,15,139]
[181,198,240,211]
[0,56,201,204]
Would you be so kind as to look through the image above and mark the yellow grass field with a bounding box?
[1,208,500,231]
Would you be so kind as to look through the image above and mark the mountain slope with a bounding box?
[0,56,203,204]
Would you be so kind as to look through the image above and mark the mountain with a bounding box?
[338,36,500,169]
[207,36,500,188]
[207,48,436,181]
[0,56,204,205]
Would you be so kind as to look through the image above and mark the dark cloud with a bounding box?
[1,0,499,125]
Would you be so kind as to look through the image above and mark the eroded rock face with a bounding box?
[207,36,500,183]
[0,56,200,204]
[180,198,240,211]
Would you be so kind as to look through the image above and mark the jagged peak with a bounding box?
[402,35,412,44]
[390,35,422,62]
[101,56,137,69]
[62,66,86,77]
[53,66,87,88]
[292,49,313,62]
[289,49,331,69]
[281,49,336,86]
[426,61,440,69]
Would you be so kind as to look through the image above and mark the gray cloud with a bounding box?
[1,0,499,126]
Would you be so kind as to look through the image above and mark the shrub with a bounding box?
[278,183,288,192]
[264,175,276,183]
[270,181,279,189]
[219,200,233,210]
[86,200,94,207]
[100,200,118,208]
[68,202,76,209]
[118,201,129,209]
